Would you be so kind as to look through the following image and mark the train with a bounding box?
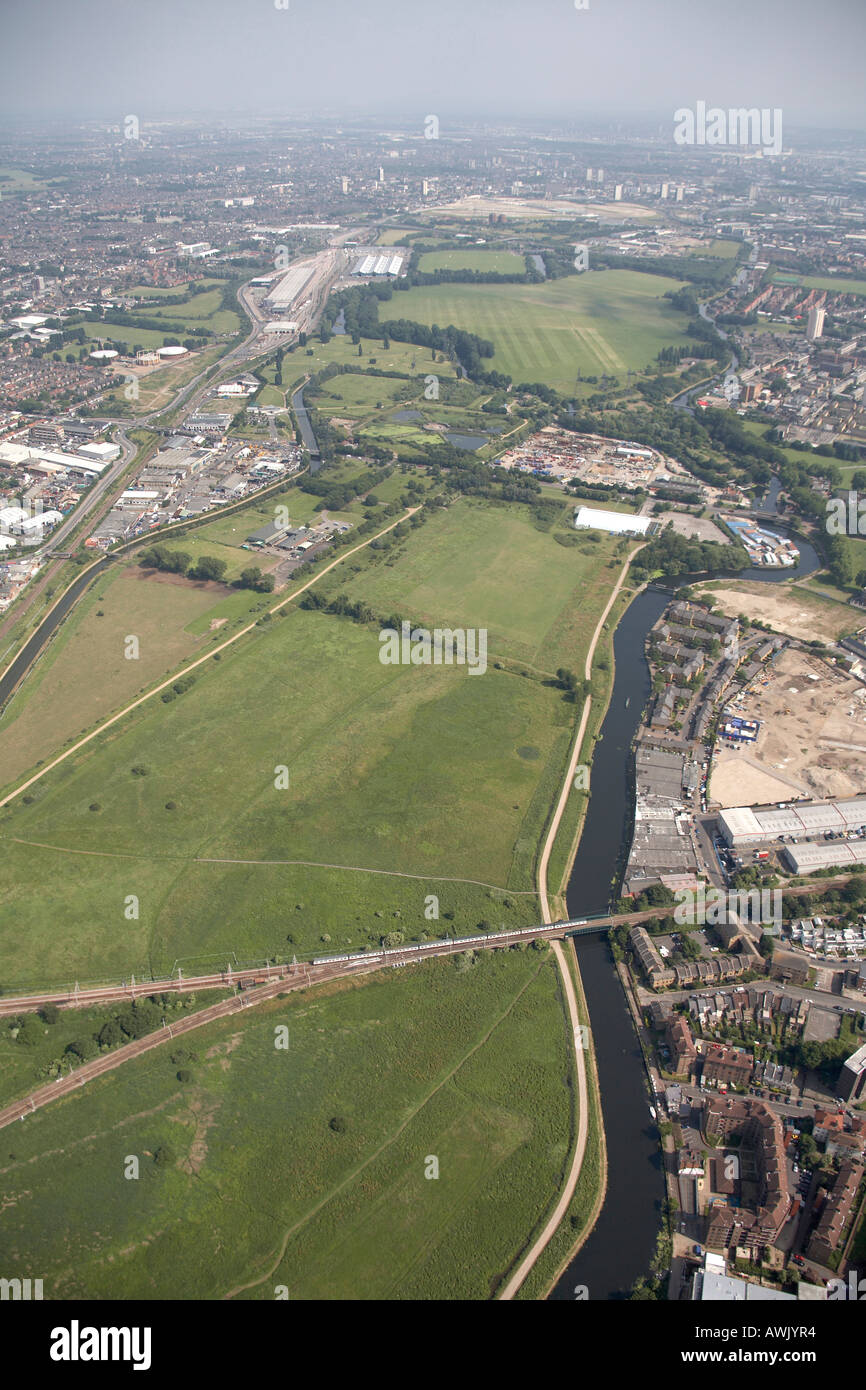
[312,919,588,968]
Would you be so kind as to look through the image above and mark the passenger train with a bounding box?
[312,919,589,968]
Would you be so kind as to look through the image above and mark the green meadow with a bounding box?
[0,951,575,1300]
[0,497,618,987]
[416,249,526,274]
[380,268,692,392]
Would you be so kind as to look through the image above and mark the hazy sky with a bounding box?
[2,0,865,130]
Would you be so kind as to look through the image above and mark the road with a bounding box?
[0,249,341,707]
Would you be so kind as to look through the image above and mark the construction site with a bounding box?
[710,645,866,808]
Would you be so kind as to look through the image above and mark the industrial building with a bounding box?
[352,251,405,276]
[573,505,652,537]
[265,260,317,310]
[782,840,866,874]
[718,797,866,849]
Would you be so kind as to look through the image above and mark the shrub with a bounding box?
[329,1116,347,1133]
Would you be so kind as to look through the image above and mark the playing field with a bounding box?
[380,269,690,392]
[771,272,866,298]
[0,497,619,986]
[417,250,526,274]
[0,952,574,1300]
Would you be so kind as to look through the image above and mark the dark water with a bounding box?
[445,431,488,451]
[0,557,113,713]
[549,588,669,1301]
[550,537,823,1300]
[290,386,321,472]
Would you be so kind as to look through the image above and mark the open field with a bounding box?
[376,228,413,246]
[0,952,575,1300]
[0,166,62,194]
[379,270,691,393]
[771,272,866,298]
[705,239,742,258]
[0,496,619,986]
[338,495,622,669]
[0,464,384,786]
[265,335,456,390]
[709,644,866,806]
[416,250,526,274]
[0,565,246,788]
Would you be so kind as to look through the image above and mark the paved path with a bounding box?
[499,550,641,1298]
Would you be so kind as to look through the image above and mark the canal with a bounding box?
[550,537,822,1300]
[0,557,113,714]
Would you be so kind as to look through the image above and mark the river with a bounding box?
[0,557,113,713]
[549,537,822,1300]
[290,385,322,473]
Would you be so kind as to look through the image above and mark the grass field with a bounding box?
[266,335,456,391]
[379,269,691,393]
[0,951,575,1300]
[0,464,388,784]
[417,250,526,274]
[705,239,741,259]
[771,272,866,298]
[0,565,241,788]
[0,496,618,987]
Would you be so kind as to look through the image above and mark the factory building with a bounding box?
[573,505,652,537]
[782,841,866,874]
[718,797,866,849]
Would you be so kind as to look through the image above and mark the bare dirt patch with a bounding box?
[696,580,860,644]
[710,646,866,806]
[131,568,232,596]
[209,618,228,631]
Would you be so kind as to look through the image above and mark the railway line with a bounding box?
[0,875,850,1021]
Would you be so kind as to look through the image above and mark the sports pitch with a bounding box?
[381,269,691,392]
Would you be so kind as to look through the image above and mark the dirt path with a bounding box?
[499,549,641,1300]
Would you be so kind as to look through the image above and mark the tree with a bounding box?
[66,1035,98,1062]
[39,1002,59,1025]
[98,1019,123,1048]
[191,555,228,583]
[329,1115,347,1133]
[14,1014,43,1046]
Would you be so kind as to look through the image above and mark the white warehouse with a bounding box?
[574,505,652,537]
[719,797,866,848]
